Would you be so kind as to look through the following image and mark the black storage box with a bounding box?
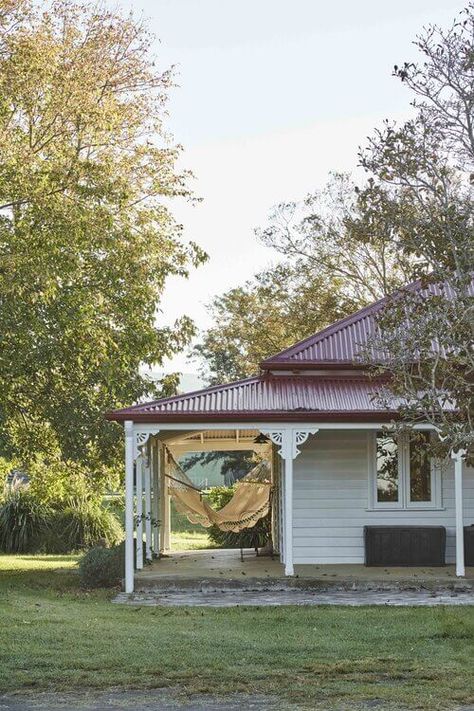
[464,526,474,566]
[364,525,446,566]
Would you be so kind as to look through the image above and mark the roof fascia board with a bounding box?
[119,421,436,431]
[265,363,368,371]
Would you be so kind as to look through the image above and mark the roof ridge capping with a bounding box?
[259,280,427,369]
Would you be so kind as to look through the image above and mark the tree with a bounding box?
[0,1,206,473]
[359,5,474,458]
[181,450,255,486]
[256,173,414,305]
[193,260,358,383]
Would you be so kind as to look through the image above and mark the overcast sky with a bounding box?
[119,0,464,374]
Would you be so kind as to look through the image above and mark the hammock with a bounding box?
[166,452,271,533]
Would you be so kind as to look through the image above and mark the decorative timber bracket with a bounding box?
[124,421,161,461]
[260,428,319,460]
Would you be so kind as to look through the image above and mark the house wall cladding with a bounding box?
[293,429,474,565]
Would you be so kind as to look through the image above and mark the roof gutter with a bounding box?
[105,410,398,424]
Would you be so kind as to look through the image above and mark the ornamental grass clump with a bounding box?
[0,475,123,554]
[53,497,123,553]
[0,478,51,553]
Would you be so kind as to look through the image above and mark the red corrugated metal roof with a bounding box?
[261,279,473,369]
[106,278,470,423]
[106,375,396,422]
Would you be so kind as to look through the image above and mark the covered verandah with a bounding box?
[117,420,470,594]
[122,421,309,593]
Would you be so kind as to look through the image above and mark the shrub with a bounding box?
[206,485,271,549]
[28,455,117,507]
[0,479,52,553]
[79,539,149,588]
[0,474,123,554]
[49,498,123,553]
[79,544,123,588]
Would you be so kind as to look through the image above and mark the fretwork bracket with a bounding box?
[260,428,319,459]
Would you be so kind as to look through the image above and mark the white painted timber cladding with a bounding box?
[293,430,474,564]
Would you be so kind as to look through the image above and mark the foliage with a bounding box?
[181,450,256,485]
[50,498,123,553]
[0,472,123,554]
[358,5,474,458]
[28,455,117,507]
[206,485,271,549]
[193,259,358,383]
[256,172,414,305]
[79,544,123,588]
[0,0,206,472]
[0,477,51,552]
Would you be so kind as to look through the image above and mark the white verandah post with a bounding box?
[144,447,153,562]
[124,423,160,594]
[124,420,135,593]
[283,455,294,576]
[152,438,160,557]
[159,444,171,554]
[261,428,318,576]
[452,449,466,578]
[135,454,144,570]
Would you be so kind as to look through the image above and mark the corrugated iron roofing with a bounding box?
[261,279,474,368]
[106,278,471,423]
[106,375,396,422]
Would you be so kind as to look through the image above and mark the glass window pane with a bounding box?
[376,432,399,502]
[409,433,431,502]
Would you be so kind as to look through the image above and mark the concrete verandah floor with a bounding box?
[134,548,474,590]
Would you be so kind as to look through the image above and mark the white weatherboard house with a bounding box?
[107,283,473,593]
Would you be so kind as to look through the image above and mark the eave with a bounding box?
[105,409,397,424]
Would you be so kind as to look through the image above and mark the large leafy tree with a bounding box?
[193,261,358,383]
[256,173,414,305]
[0,1,206,472]
[359,5,474,457]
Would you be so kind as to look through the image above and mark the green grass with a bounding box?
[1,555,474,708]
[171,530,218,551]
[170,499,217,551]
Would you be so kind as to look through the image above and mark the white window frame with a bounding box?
[368,432,442,511]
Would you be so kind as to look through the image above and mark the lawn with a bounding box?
[170,499,219,551]
[1,555,474,709]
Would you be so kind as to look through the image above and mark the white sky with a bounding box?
[119,0,464,373]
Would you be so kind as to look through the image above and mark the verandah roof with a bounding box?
[106,375,396,423]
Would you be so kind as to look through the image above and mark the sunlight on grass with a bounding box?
[171,530,217,551]
[0,553,80,573]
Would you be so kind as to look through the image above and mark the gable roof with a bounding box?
[261,278,473,369]
[260,298,385,369]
